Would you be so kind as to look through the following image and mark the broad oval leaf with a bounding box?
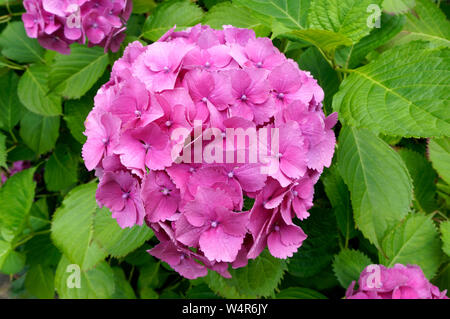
[24,264,55,299]
[51,183,107,271]
[0,167,36,240]
[18,65,62,116]
[49,44,109,99]
[379,213,442,279]
[323,166,357,241]
[383,0,415,14]
[441,221,450,257]
[93,207,153,258]
[283,29,352,56]
[141,0,204,41]
[0,71,26,130]
[205,250,287,298]
[19,112,60,156]
[203,2,271,37]
[288,207,339,278]
[234,0,311,30]
[337,127,413,248]
[332,249,373,288]
[308,0,383,44]
[399,0,450,47]
[333,42,450,137]
[398,149,438,213]
[428,137,450,185]
[335,13,406,68]
[0,21,45,64]
[44,144,79,192]
[55,255,115,299]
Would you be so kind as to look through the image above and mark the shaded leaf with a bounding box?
[19,112,60,155]
[0,71,26,130]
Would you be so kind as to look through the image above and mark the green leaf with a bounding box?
[432,263,450,296]
[0,71,26,130]
[281,29,352,56]
[429,137,450,185]
[63,96,93,144]
[24,234,61,267]
[205,250,286,298]
[398,149,438,213]
[0,168,36,240]
[49,44,109,99]
[399,0,450,47]
[203,2,271,37]
[51,183,108,271]
[276,287,327,299]
[288,207,339,278]
[323,166,357,241]
[28,199,49,232]
[132,0,157,13]
[111,267,136,299]
[308,0,383,43]
[19,112,60,155]
[332,249,373,288]
[44,144,79,192]
[138,261,163,291]
[333,42,450,138]
[0,133,5,169]
[337,127,413,248]
[55,255,115,299]
[0,22,45,64]
[93,207,153,258]
[141,0,204,41]
[0,240,25,275]
[441,220,450,257]
[124,244,153,266]
[379,213,442,279]
[186,283,220,299]
[383,0,415,14]
[17,65,62,116]
[234,0,311,30]
[25,264,55,299]
[140,286,159,299]
[335,13,406,68]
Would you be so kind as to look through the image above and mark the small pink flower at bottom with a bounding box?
[346,264,448,299]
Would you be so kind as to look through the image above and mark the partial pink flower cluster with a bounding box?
[82,24,337,279]
[0,161,31,186]
[346,264,448,299]
[22,0,132,54]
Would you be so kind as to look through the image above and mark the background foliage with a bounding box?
[0,0,449,299]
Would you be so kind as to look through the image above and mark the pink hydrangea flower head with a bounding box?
[82,24,336,279]
[22,0,132,54]
[346,264,449,299]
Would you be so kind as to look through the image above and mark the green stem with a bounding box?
[14,229,51,248]
[6,145,17,153]
[9,129,17,144]
[128,266,135,282]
